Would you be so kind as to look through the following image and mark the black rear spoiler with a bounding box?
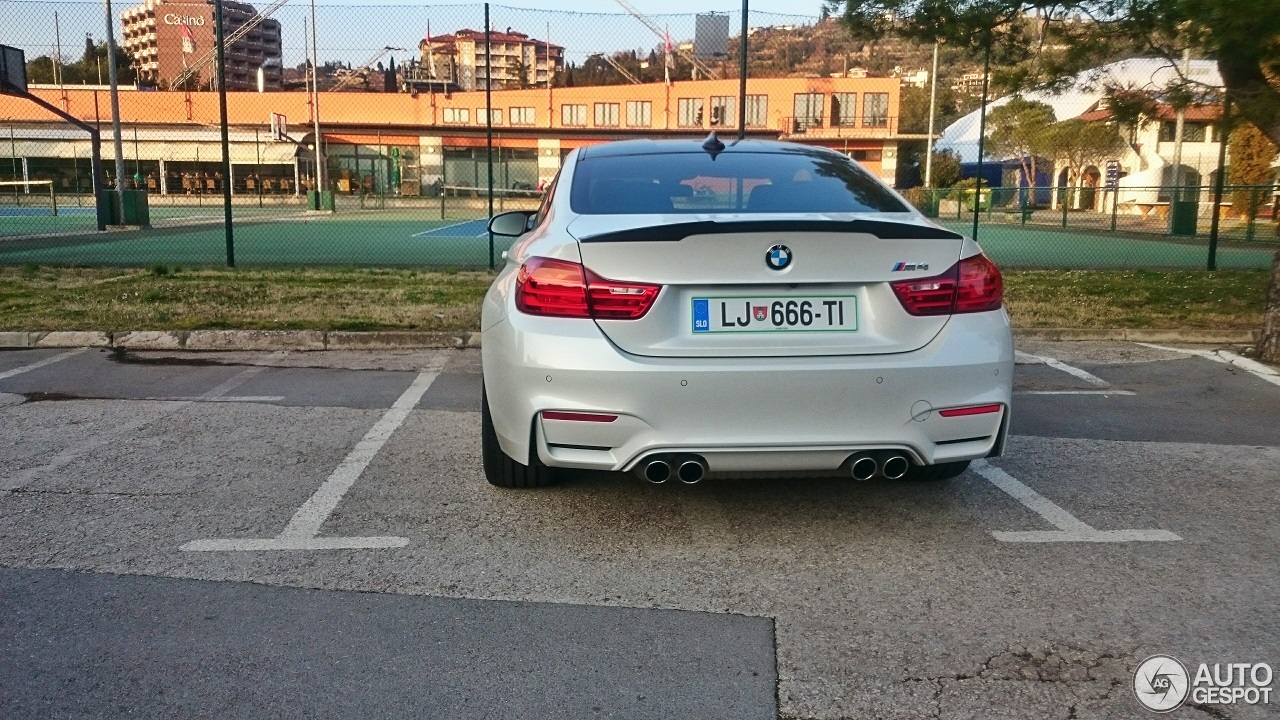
[576,219,964,243]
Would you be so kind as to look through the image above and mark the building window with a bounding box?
[478,108,503,125]
[510,107,535,125]
[710,96,737,127]
[793,93,823,130]
[848,149,883,162]
[832,93,857,126]
[1160,121,1208,142]
[678,98,704,127]
[863,93,889,128]
[594,102,620,127]
[443,107,470,124]
[561,104,587,126]
[626,101,652,127]
[745,95,768,127]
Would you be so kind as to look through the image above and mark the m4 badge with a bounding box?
[891,262,930,271]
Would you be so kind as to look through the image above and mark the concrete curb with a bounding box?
[1013,328,1256,344]
[0,328,1253,351]
[0,330,482,351]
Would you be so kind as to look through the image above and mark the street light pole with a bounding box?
[924,42,939,187]
[102,0,127,199]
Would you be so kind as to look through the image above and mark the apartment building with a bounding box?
[119,0,282,91]
[418,29,563,91]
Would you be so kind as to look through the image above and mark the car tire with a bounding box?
[904,460,970,482]
[482,387,556,489]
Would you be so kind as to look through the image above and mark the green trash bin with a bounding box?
[1169,200,1197,237]
[306,190,335,211]
[117,189,150,227]
[96,190,117,226]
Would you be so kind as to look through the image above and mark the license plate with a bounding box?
[692,296,858,333]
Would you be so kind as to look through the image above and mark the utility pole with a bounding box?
[736,0,747,140]
[971,42,991,241]
[213,0,234,265]
[309,0,324,199]
[1170,48,1192,202]
[485,3,495,269]
[103,0,126,198]
[54,11,64,88]
[923,42,939,187]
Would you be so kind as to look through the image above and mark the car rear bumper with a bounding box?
[482,309,1013,474]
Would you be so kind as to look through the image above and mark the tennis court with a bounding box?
[0,209,508,268]
[0,205,1275,269]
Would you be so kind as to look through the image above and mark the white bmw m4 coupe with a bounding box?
[480,137,1013,488]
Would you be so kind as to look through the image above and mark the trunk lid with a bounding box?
[568,213,966,358]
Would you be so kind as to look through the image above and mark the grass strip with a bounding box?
[0,265,1269,334]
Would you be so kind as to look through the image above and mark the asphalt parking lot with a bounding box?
[1,341,1277,720]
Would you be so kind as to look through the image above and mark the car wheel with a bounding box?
[903,460,970,482]
[481,387,556,489]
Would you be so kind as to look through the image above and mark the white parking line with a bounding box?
[1015,351,1111,387]
[972,460,1181,543]
[1135,343,1280,388]
[145,395,286,403]
[1016,390,1136,396]
[0,361,273,492]
[0,348,88,380]
[181,370,437,552]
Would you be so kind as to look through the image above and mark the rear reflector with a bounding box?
[891,254,1003,316]
[938,403,1003,418]
[515,256,661,320]
[542,411,619,423]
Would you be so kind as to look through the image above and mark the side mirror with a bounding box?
[488,210,535,237]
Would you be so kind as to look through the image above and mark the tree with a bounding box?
[25,42,137,85]
[987,98,1055,190]
[1227,121,1278,221]
[1044,119,1126,206]
[930,150,962,188]
[831,0,1280,362]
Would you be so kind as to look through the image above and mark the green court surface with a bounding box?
[937,221,1276,270]
[0,212,509,268]
[0,207,1274,269]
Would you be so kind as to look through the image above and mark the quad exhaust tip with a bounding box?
[850,456,878,481]
[677,458,707,485]
[881,455,909,480]
[640,456,707,485]
[644,459,672,484]
[849,452,912,480]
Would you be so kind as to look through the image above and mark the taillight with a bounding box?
[891,254,1003,316]
[954,253,1003,314]
[515,257,661,320]
[515,257,590,318]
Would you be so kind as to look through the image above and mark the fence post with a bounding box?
[485,2,495,270]
[1061,197,1068,229]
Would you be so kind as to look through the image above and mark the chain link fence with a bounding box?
[0,1,1275,270]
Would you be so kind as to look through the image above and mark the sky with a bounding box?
[3,0,825,73]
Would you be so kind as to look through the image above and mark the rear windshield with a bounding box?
[569,148,909,215]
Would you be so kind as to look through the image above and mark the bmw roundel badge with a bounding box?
[765,244,792,270]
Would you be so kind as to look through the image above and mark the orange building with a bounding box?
[0,76,920,196]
